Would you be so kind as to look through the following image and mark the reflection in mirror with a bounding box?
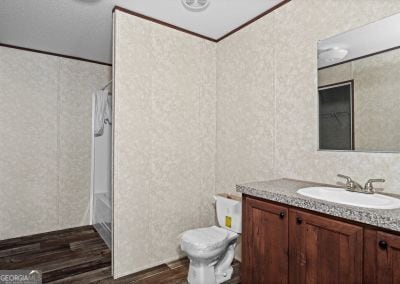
[317,13,400,152]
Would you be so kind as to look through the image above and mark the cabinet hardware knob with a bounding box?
[296,217,303,224]
[379,240,388,250]
[279,212,285,219]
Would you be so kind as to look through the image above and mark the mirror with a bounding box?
[317,13,400,152]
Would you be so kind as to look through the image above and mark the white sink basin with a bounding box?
[297,187,400,209]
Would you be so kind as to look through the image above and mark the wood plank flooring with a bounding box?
[0,225,241,283]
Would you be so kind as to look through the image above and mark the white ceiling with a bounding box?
[318,12,400,68]
[0,0,284,64]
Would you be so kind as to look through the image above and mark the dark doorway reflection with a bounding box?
[319,81,354,150]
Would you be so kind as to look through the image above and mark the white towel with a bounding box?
[94,89,109,136]
[105,95,112,123]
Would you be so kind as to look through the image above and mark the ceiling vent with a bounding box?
[182,0,210,12]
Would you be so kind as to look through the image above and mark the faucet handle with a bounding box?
[337,174,352,182]
[337,174,361,191]
[338,174,354,190]
[364,179,385,194]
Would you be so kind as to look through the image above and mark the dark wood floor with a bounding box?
[0,225,241,283]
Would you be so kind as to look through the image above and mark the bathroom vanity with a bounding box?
[237,179,400,284]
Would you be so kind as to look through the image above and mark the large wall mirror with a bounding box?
[317,13,400,152]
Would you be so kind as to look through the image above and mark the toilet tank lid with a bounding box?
[181,226,228,251]
[214,193,241,201]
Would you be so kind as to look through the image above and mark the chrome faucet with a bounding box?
[337,174,385,194]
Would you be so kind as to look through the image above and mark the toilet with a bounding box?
[180,194,242,284]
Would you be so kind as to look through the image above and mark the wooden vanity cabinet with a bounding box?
[242,195,400,284]
[242,197,289,284]
[289,209,363,284]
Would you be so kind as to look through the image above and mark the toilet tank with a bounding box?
[214,194,242,234]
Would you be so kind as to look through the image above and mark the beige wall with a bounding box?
[319,62,352,86]
[0,46,111,240]
[319,48,400,151]
[113,11,216,277]
[216,0,400,197]
[216,12,276,196]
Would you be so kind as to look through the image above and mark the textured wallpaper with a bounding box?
[113,11,217,278]
[319,62,352,86]
[216,12,276,196]
[353,50,400,152]
[217,0,400,196]
[0,46,111,240]
[318,49,400,152]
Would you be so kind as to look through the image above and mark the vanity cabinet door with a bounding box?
[364,229,400,283]
[289,209,363,284]
[242,196,288,284]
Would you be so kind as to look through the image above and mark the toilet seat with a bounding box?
[181,226,229,252]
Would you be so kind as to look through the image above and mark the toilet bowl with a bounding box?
[180,194,241,284]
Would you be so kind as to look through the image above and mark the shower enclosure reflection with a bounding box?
[318,81,353,150]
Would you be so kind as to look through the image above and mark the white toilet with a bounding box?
[180,194,242,284]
